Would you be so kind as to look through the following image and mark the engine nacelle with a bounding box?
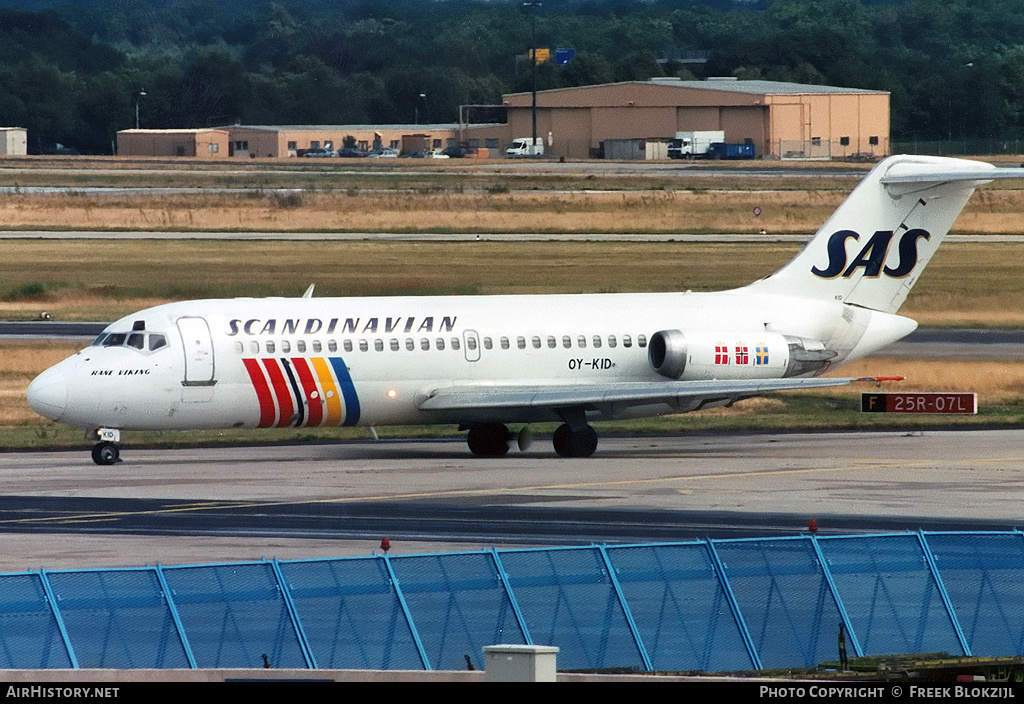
[648,329,688,379]
[649,329,832,380]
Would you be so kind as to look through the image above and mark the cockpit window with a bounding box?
[92,331,169,353]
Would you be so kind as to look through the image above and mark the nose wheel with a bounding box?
[91,441,121,465]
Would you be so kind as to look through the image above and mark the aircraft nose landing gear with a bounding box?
[88,428,122,465]
[91,441,120,465]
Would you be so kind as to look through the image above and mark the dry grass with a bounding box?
[1,342,81,425]
[0,189,846,234]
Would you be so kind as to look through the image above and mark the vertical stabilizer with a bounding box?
[745,155,1001,314]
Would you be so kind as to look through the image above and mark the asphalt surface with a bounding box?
[2,429,1023,572]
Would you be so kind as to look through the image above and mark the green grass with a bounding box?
[6,396,1021,452]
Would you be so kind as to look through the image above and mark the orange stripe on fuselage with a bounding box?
[311,357,343,426]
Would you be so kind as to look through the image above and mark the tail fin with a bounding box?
[746,155,1022,314]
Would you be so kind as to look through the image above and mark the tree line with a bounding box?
[3,0,1023,154]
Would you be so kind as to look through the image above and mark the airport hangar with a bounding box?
[116,78,889,160]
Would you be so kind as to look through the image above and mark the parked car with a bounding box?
[400,150,427,158]
[426,150,450,159]
[367,147,398,158]
[441,145,478,158]
[337,147,367,158]
[302,147,335,158]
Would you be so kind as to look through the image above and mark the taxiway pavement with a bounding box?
[1,428,1021,573]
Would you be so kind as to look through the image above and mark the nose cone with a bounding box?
[27,366,67,421]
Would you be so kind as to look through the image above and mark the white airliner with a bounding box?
[26,155,1024,464]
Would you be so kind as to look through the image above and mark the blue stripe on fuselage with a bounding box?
[328,357,361,426]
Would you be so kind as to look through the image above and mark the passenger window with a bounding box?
[483,337,492,350]
[281,340,291,353]
[312,340,322,353]
[233,341,244,355]
[517,336,526,349]
[466,336,477,351]
[343,340,353,353]
[405,339,415,351]
[500,337,510,350]
[328,339,337,353]
[297,340,306,353]
[421,338,430,351]
[149,333,167,351]
[547,336,556,349]
[577,335,586,348]
[562,335,571,349]
[436,338,445,351]
[374,339,384,352]
[592,335,602,349]
[390,339,400,351]
[637,334,647,348]
[451,337,461,351]
[608,336,617,348]
[532,336,541,349]
[250,341,260,354]
[623,335,632,348]
[359,340,368,352]
[267,341,276,354]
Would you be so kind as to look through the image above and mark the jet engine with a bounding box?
[648,329,835,380]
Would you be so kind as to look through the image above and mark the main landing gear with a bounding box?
[88,428,122,466]
[465,419,599,458]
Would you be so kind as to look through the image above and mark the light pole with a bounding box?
[523,2,541,155]
[135,91,147,130]
[415,92,426,125]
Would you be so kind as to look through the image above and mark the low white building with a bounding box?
[0,128,27,155]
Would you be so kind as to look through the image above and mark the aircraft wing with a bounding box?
[417,376,890,413]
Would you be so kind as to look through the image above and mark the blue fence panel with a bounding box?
[818,534,964,657]
[924,532,1024,657]
[46,569,189,668]
[711,537,841,669]
[496,546,645,670]
[605,543,755,672]
[10,531,1024,671]
[280,557,423,670]
[0,573,72,668]
[162,562,307,669]
[388,552,527,671]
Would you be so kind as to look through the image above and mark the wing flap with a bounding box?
[417,376,884,413]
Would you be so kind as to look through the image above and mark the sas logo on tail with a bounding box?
[811,229,930,279]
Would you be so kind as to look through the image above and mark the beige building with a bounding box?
[115,79,888,161]
[0,128,27,155]
[503,78,889,159]
[117,129,229,158]
[222,124,508,158]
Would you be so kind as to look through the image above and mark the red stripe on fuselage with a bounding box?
[242,358,276,428]
[290,357,323,427]
[261,358,296,427]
